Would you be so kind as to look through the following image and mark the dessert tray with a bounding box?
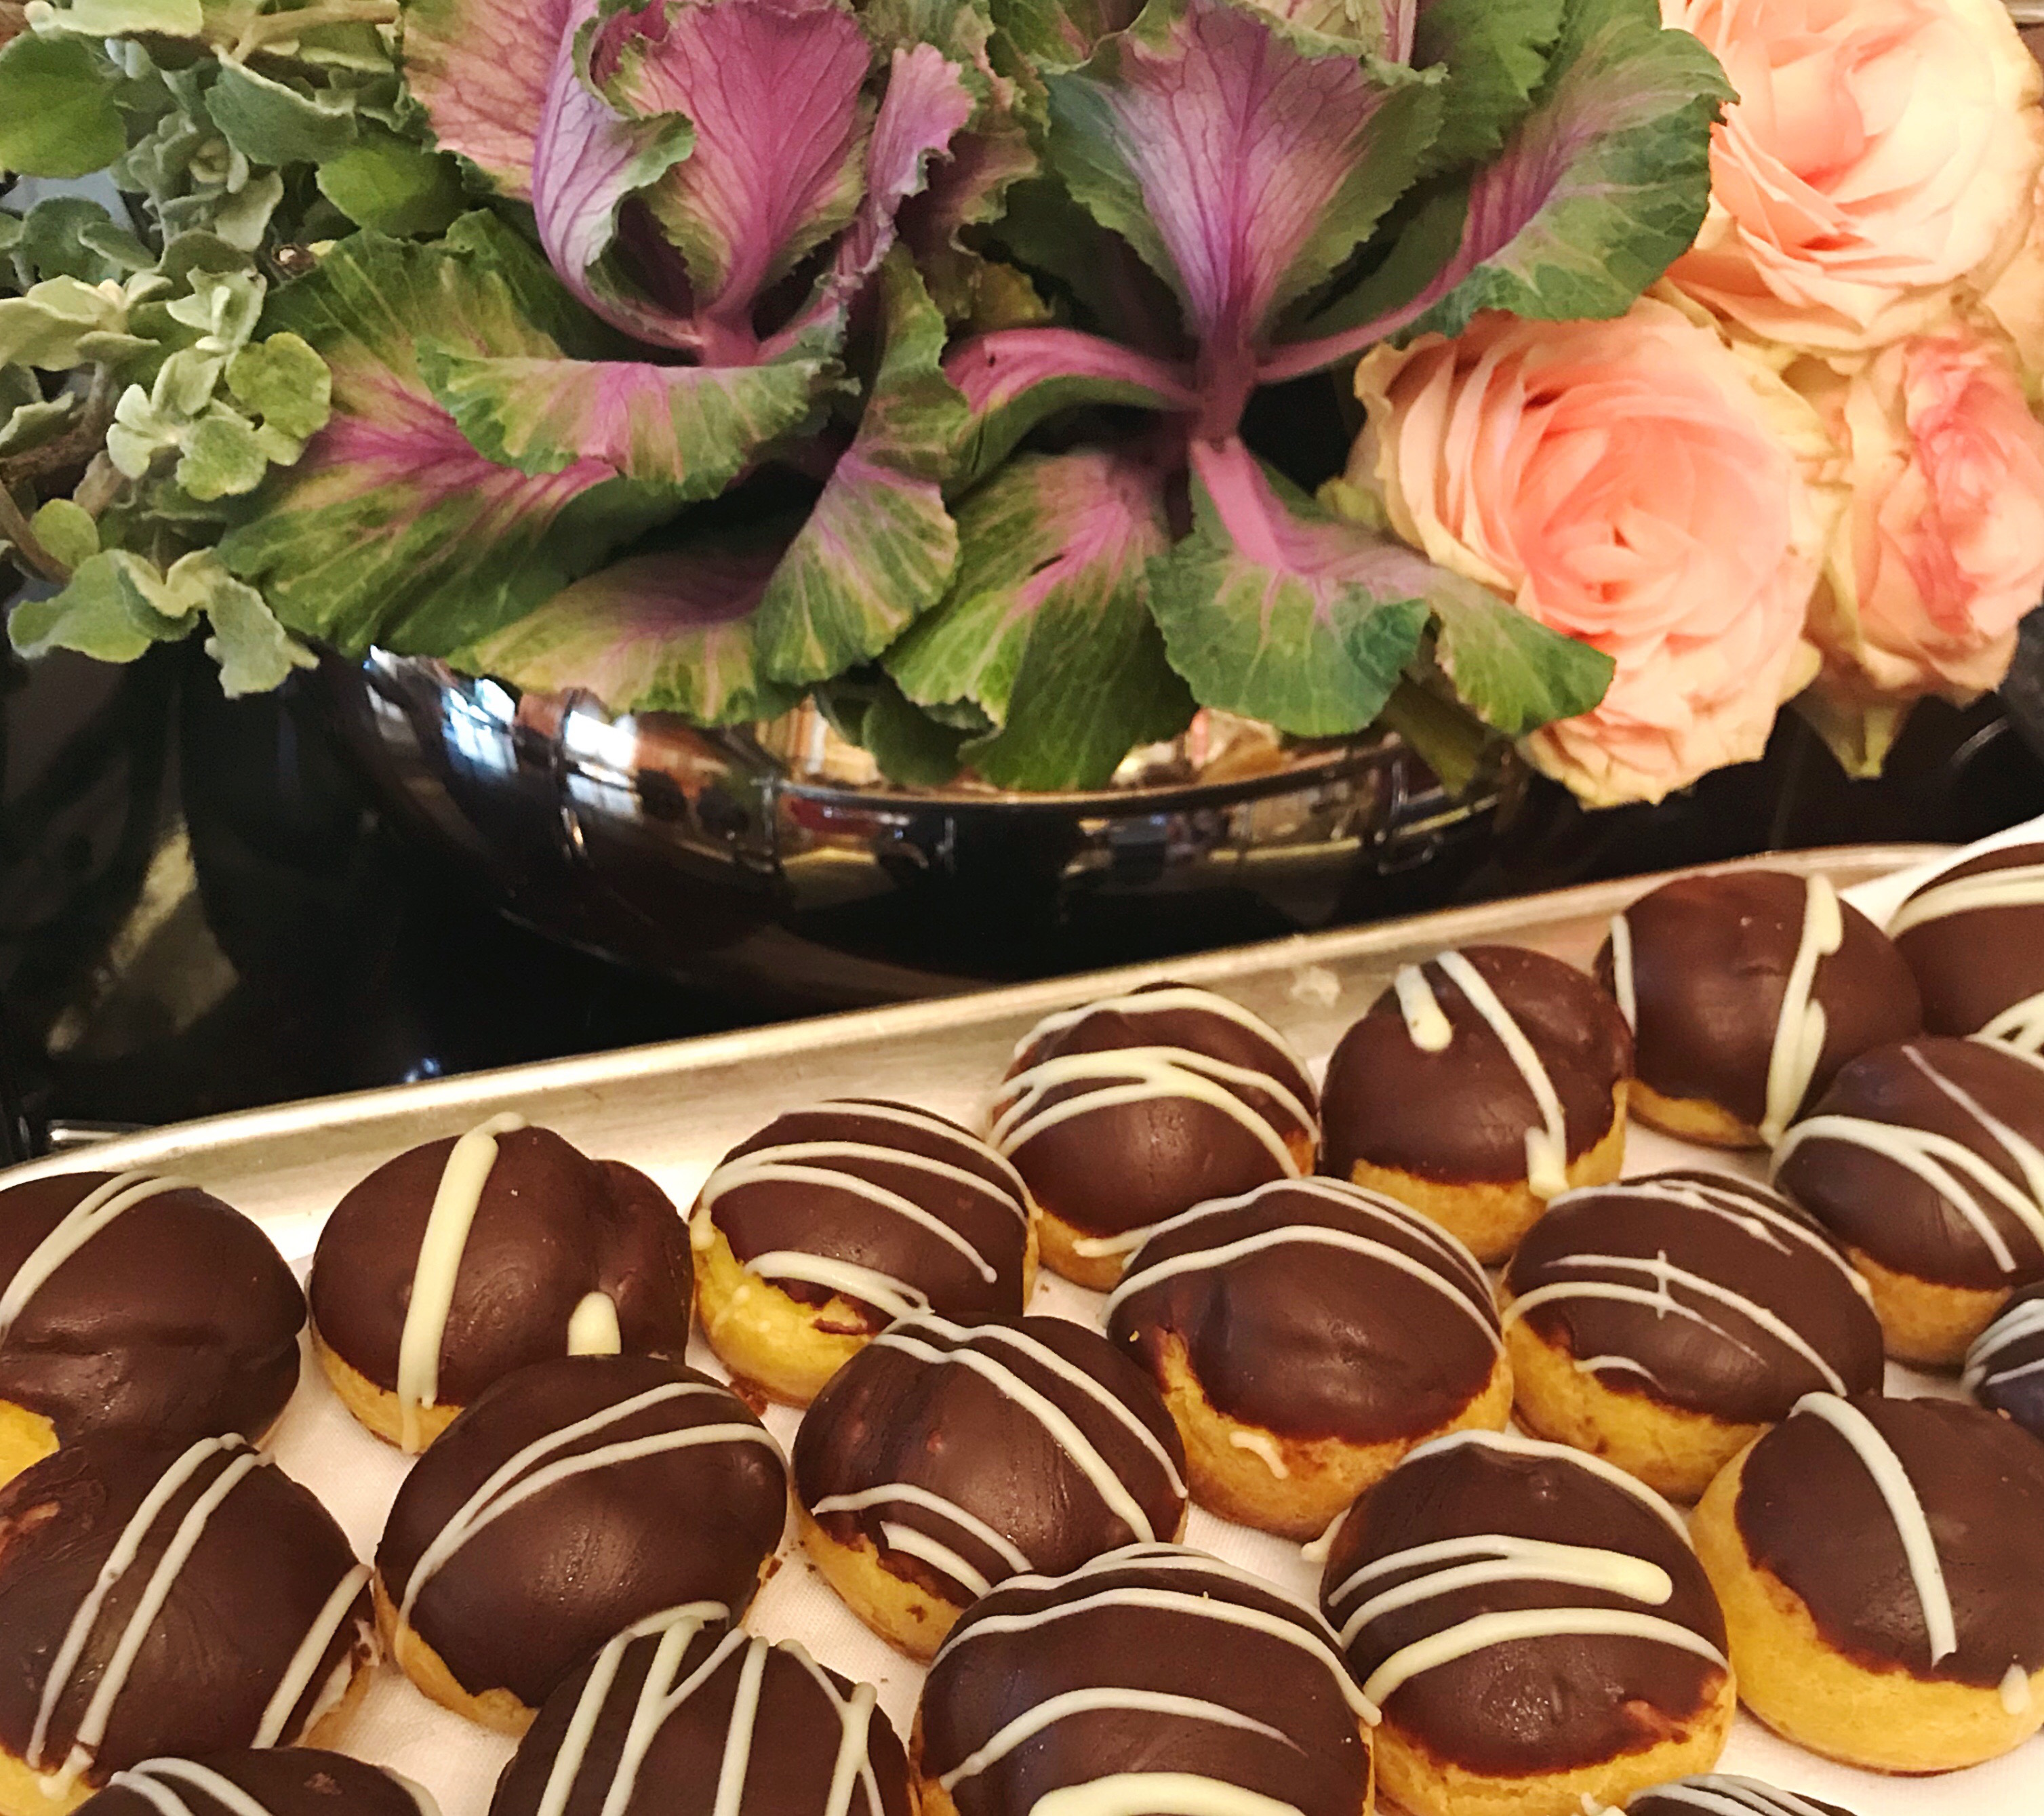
[7,832,2035,1816]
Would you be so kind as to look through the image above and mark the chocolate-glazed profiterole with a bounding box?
[0,1437,374,1816]
[1965,1279,2044,1439]
[1502,1172,1884,1500]
[1103,1176,1510,1537]
[989,984,1317,1288]
[1320,1430,1733,1816]
[494,1609,910,1816]
[77,1753,435,1816]
[310,1116,690,1451]
[1692,1392,2044,1772]
[1623,1778,1857,1815]
[1598,870,1920,1149]
[375,1354,786,1734]
[692,1099,1036,1406]
[913,1543,1373,1816]
[1772,1036,2044,1365]
[1320,944,1632,1262]
[793,1313,1186,1658]
[0,1171,303,1485]
[1889,842,2044,1047]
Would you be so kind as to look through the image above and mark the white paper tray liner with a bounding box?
[255,820,2044,1816]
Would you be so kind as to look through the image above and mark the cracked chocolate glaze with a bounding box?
[794,1314,1185,1609]
[77,1752,433,1816]
[310,1126,689,1411]
[989,984,1317,1243]
[1321,945,1630,1190]
[376,1355,786,1712]
[917,1543,1371,1816]
[0,1437,372,1793]
[1772,1037,2044,1291]
[1104,1176,1501,1444]
[1321,1431,1727,1779]
[694,1099,1030,1333]
[0,1171,303,1453]
[1967,1278,2044,1440]
[1504,1172,1883,1426]
[1891,843,2044,1049]
[1735,1394,2044,1689]
[1626,1776,1856,1815]
[1597,871,1919,1134]
[494,1611,910,1816]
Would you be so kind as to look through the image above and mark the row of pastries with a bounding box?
[2,847,2044,1815]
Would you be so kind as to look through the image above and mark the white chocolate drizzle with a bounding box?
[2004,1662,2035,1714]
[1228,1430,1289,1479]
[1327,1534,1672,1645]
[395,1112,529,1452]
[935,1690,1289,1794]
[1102,1177,1499,1350]
[1431,951,1571,1199]
[858,1318,1181,1556]
[1402,1429,1694,1542]
[1030,1778,1304,1816]
[0,1173,195,1339]
[1982,990,2044,1054]
[1771,1046,2044,1274]
[529,1610,887,1816]
[1965,1293,2044,1394]
[1502,1250,1847,1394]
[251,1560,371,1746]
[396,1379,780,1630]
[106,1761,295,1816]
[1635,1777,1853,1815]
[1759,877,1843,1147]
[729,1252,931,1321]
[1392,965,1454,1052]
[809,1482,1033,1598]
[567,1293,622,1356]
[1608,913,1637,1032]
[1790,1394,1955,1664]
[931,1544,1376,1724]
[991,989,1313,1174]
[1887,862,2044,937]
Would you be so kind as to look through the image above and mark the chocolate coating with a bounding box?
[1892,843,2044,1041]
[1967,1279,2044,1439]
[794,1314,1185,1605]
[1597,871,1920,1129]
[0,1173,303,1451]
[0,1437,371,1788]
[76,1752,430,1816]
[1736,1394,2044,1687]
[1321,1433,1727,1777]
[1504,1171,1883,1425]
[992,984,1317,1239]
[697,1099,1030,1332]
[1104,1177,1501,1444]
[378,1354,786,1711]
[1774,1036,2044,1290]
[1627,1778,1856,1815]
[1321,945,1630,1184]
[310,1126,689,1404]
[918,1544,1369,1816]
[494,1616,910,1816]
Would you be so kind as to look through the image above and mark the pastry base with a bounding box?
[796,1505,969,1661]
[1502,1306,1763,1503]
[1145,1330,1512,1540]
[1694,1445,2044,1772]
[0,1403,58,1491]
[310,1325,462,1453]
[1839,1247,2010,1371]
[694,1217,1042,1407]
[1372,1669,1734,1816]
[373,1573,536,1737]
[1037,1133,1318,1291]
[1341,1087,1628,1266]
[1628,1079,1763,1149]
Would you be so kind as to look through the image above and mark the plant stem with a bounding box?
[0,484,69,586]
[232,0,398,58]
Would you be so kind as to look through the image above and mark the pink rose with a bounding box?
[1350,297,1840,807]
[1662,0,2044,352]
[1791,328,2044,757]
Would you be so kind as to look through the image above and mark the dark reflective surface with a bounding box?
[2,634,2041,1161]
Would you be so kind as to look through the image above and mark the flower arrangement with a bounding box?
[0,0,1864,801]
[1346,0,2044,803]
